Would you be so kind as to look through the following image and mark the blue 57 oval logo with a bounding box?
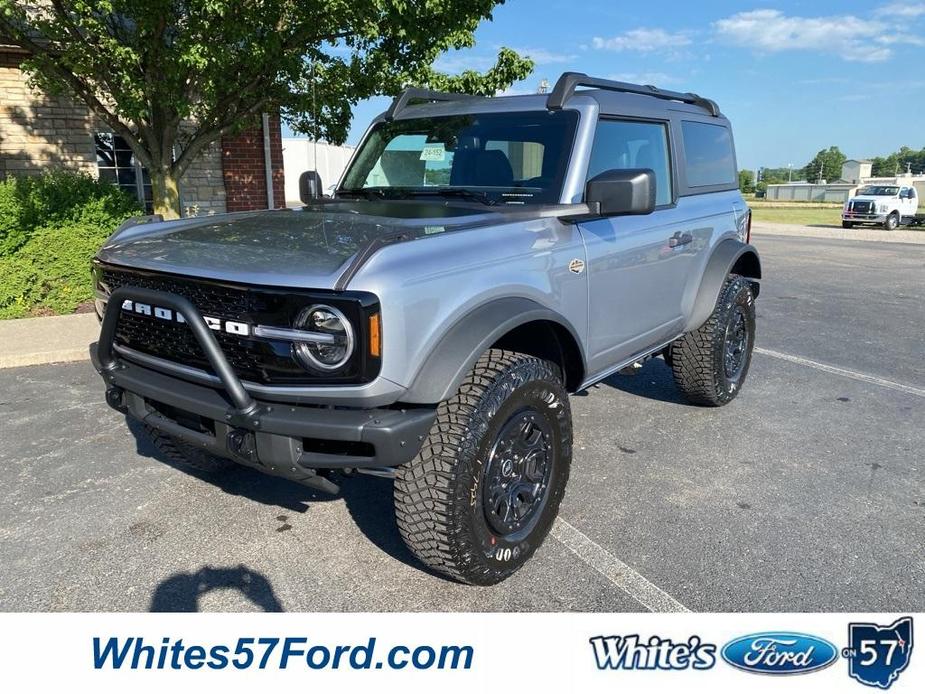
[722,632,838,675]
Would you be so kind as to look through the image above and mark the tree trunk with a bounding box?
[150,168,182,219]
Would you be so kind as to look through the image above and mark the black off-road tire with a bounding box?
[842,221,854,229]
[668,275,756,406]
[394,349,572,585]
[884,212,899,231]
[143,424,236,473]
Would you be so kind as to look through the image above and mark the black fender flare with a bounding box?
[684,238,761,333]
[402,297,585,404]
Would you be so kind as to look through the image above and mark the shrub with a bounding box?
[0,170,141,257]
[0,171,142,318]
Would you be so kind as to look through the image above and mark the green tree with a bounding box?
[0,1,533,218]
[759,166,795,184]
[802,146,846,183]
[738,169,755,193]
[872,146,925,176]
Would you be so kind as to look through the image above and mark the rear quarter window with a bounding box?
[681,121,736,188]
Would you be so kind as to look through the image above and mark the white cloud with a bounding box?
[875,2,925,18]
[609,72,679,86]
[432,54,498,74]
[714,9,923,62]
[592,28,692,53]
[509,47,576,65]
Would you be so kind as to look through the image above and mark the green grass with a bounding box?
[750,205,843,227]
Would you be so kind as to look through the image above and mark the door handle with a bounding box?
[669,232,693,248]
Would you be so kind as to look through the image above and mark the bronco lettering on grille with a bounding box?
[120,300,252,336]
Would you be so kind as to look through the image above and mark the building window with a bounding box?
[95,133,153,212]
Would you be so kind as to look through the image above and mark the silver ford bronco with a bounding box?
[91,73,760,585]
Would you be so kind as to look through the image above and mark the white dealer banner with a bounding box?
[0,613,919,693]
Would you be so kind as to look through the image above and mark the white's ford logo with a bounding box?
[721,632,838,675]
[120,300,251,336]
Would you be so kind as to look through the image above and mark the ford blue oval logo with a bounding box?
[722,632,838,675]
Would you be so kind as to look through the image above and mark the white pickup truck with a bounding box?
[842,184,921,230]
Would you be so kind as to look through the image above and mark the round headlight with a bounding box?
[293,305,354,371]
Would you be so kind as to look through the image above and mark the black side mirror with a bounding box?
[586,168,656,216]
[299,171,323,203]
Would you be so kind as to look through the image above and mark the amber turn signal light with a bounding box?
[369,312,381,358]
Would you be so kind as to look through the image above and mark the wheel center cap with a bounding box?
[501,459,514,476]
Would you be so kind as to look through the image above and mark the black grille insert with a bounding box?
[95,263,380,385]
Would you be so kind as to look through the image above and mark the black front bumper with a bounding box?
[91,286,434,489]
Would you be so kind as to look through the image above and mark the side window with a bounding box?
[587,120,672,206]
[681,121,736,188]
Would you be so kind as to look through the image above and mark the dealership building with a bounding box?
[767,159,925,203]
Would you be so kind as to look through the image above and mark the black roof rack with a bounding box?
[546,72,721,117]
[384,88,482,121]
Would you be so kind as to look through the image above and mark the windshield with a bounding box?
[339,110,579,205]
[858,186,899,196]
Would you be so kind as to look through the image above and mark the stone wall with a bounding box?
[0,50,96,176]
[178,137,226,216]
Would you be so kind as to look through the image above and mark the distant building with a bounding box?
[767,160,925,203]
[839,160,872,185]
[282,140,355,205]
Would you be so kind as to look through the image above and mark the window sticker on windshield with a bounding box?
[420,144,446,162]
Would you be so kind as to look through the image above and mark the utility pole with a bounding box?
[788,163,793,182]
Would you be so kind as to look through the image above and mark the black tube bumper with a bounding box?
[90,286,434,487]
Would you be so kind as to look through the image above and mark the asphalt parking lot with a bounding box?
[1,233,922,612]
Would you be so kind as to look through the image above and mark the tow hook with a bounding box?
[105,386,125,410]
[227,428,258,462]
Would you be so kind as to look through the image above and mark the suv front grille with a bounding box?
[851,200,874,214]
[95,264,379,385]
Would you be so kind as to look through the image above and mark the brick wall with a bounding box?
[221,114,286,212]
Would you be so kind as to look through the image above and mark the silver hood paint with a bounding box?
[96,205,505,289]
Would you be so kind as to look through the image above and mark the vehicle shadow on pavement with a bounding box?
[149,565,283,612]
[598,357,689,405]
[126,418,440,580]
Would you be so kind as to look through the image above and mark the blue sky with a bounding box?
[287,0,925,172]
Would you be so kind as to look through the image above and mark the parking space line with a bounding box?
[551,518,690,613]
[755,347,925,398]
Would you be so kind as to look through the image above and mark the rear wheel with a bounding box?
[668,275,756,406]
[884,212,899,231]
[394,349,572,585]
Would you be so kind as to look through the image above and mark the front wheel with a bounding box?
[394,350,572,585]
[842,221,854,229]
[884,212,899,231]
[668,275,756,406]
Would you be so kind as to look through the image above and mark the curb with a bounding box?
[0,312,99,369]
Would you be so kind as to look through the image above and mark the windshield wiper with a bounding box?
[336,188,390,200]
[397,188,498,206]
